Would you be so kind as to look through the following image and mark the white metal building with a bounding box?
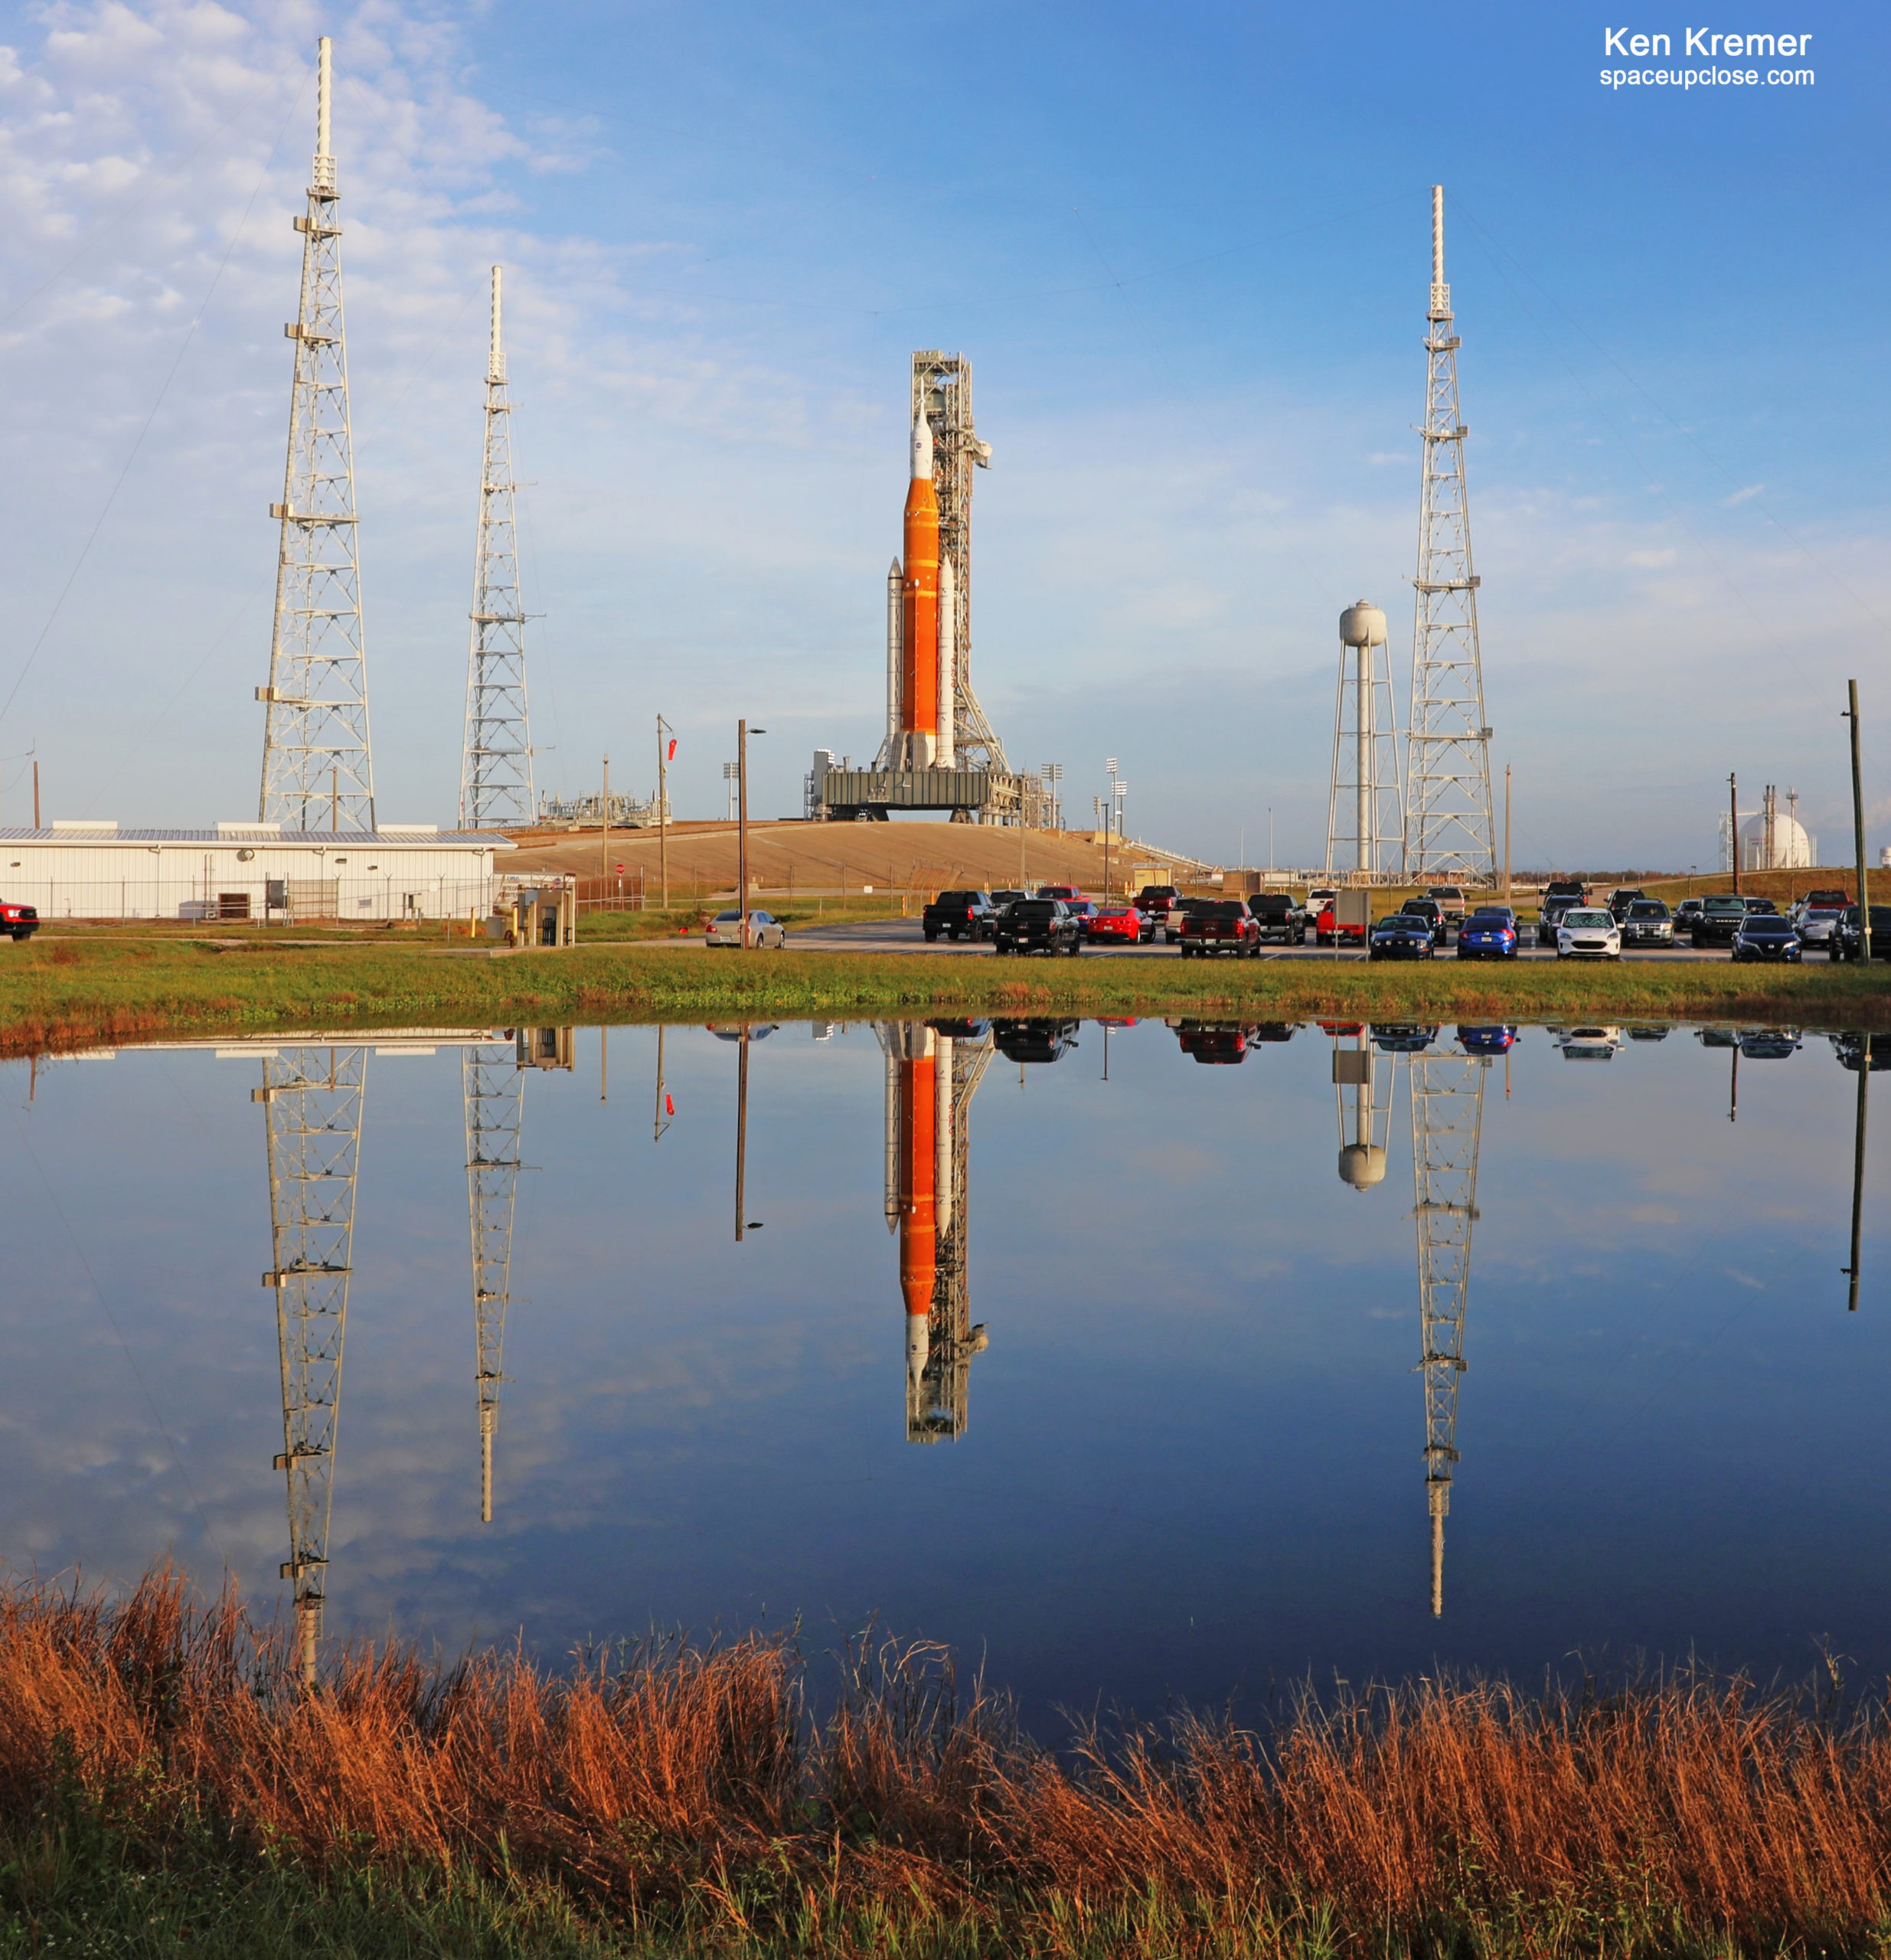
[0,822,514,922]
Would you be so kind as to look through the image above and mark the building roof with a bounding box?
[0,826,514,848]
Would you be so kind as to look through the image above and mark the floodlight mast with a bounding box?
[459,266,534,828]
[1404,188,1494,882]
[258,37,376,831]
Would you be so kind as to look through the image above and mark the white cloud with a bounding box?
[1625,547,1677,568]
[1722,482,1765,506]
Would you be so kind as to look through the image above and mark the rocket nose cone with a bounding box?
[910,407,934,480]
[906,1310,929,1386]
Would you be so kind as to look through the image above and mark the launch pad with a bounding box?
[818,765,1049,825]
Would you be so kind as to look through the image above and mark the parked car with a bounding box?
[1181,900,1262,958]
[1457,1024,1517,1054]
[988,890,1027,920]
[1306,887,1338,931]
[1556,1025,1623,1060]
[1833,905,1891,962]
[1456,907,1519,960]
[1245,891,1305,945]
[1369,913,1437,961]
[1741,897,1780,916]
[1674,898,1705,936]
[1619,898,1675,947]
[1086,902,1141,946]
[1426,885,1468,927]
[1690,895,1749,947]
[1398,896,1447,943]
[1312,899,1367,948]
[1171,1020,1255,1063]
[0,900,38,942]
[1831,1032,1891,1071]
[1537,891,1585,946]
[1555,907,1622,960]
[1372,1024,1439,1053]
[705,909,786,949]
[992,1018,1079,1063]
[1037,884,1082,903]
[1064,900,1101,937]
[993,899,1081,956]
[1732,914,1801,962]
[1739,1028,1801,1059]
[1803,887,1850,910]
[1606,887,1647,921]
[1135,885,1179,940]
[1793,904,1845,952]
[922,889,994,942]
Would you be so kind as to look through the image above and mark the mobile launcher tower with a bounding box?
[820,354,1047,825]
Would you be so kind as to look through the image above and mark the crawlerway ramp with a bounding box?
[504,818,1209,900]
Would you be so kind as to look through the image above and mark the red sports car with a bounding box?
[1086,903,1141,944]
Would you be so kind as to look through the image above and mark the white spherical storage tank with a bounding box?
[1738,808,1814,870]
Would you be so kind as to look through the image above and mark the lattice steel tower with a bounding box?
[1410,1047,1488,1618]
[459,268,534,828]
[1404,188,1493,880]
[465,1041,525,1521]
[259,1045,367,1685]
[258,38,375,830]
[1326,600,1403,878]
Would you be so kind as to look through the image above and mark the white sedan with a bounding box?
[1556,907,1622,960]
[705,908,787,949]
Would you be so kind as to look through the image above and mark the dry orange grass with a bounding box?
[2,1567,1888,1953]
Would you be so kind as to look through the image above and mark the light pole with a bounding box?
[657,715,673,911]
[738,721,765,948]
[723,760,737,822]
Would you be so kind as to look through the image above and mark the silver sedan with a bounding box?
[705,909,787,949]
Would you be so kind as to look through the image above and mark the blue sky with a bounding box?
[0,0,1884,864]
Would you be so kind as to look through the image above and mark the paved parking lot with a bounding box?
[783,918,1767,963]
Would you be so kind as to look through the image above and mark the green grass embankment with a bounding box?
[1,933,1887,1054]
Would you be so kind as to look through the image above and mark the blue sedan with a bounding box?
[1455,907,1520,960]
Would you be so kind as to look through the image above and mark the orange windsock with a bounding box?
[899,1049,937,1322]
[901,408,939,746]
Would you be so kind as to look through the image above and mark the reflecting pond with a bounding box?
[1,1017,1886,1720]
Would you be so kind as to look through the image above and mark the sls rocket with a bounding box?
[887,406,955,769]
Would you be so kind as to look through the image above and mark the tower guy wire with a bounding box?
[460,266,534,828]
[1405,187,1494,881]
[257,37,376,831]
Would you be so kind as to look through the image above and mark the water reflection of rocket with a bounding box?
[881,1019,992,1439]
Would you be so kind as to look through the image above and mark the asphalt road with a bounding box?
[781,919,1790,964]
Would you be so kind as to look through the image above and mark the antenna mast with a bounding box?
[1411,1046,1488,1616]
[260,1044,367,1685]
[459,266,534,828]
[1405,188,1494,880]
[258,38,376,830]
[465,1042,524,1521]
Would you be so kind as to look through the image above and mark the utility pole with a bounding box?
[1503,763,1512,902]
[653,1024,671,1142]
[1846,1033,1870,1311]
[737,723,748,948]
[656,716,671,911]
[259,38,376,831]
[31,759,39,830]
[600,753,609,897]
[734,1024,750,1240]
[1729,773,1741,895]
[1847,680,1871,963]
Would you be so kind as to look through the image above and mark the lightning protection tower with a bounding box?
[258,38,376,831]
[1326,600,1403,878]
[259,1044,367,1686]
[459,267,534,828]
[1404,188,1494,882]
[465,1041,525,1521]
[1410,1046,1488,1618]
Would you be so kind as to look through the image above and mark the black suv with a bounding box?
[1691,895,1748,946]
[992,1018,1079,1063]
[993,899,1081,956]
[1834,905,1891,962]
[1537,887,1585,946]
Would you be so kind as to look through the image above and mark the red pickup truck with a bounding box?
[1178,900,1261,959]
[1,900,39,942]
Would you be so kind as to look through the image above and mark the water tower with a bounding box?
[1331,1026,1396,1192]
[1325,602,1403,878]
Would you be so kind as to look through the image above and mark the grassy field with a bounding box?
[0,927,1886,1054]
[3,1566,1889,1958]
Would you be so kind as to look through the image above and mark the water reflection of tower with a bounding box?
[879,1019,995,1441]
[1329,1024,1397,1191]
[1411,1044,1489,1617]
[258,1047,367,1686]
[465,1041,524,1524]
